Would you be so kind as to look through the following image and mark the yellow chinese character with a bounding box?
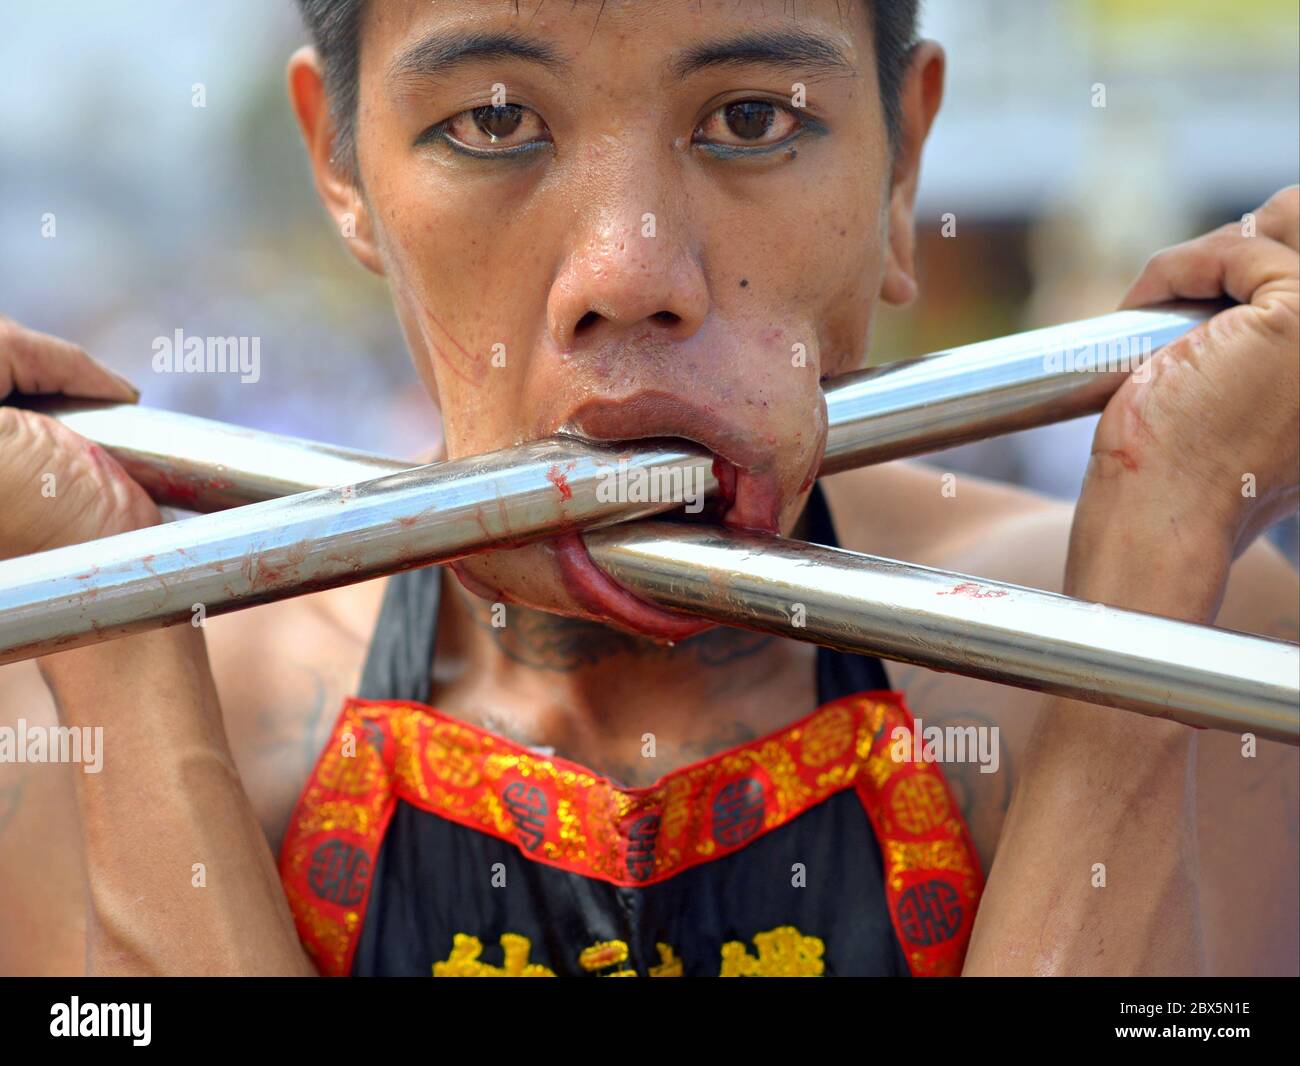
[433,932,556,977]
[719,926,824,976]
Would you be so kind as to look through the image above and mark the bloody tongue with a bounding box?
[719,464,781,532]
[712,455,737,505]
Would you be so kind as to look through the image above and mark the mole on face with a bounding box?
[739,279,748,288]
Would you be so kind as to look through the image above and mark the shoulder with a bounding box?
[202,575,389,849]
[824,459,1300,618]
[821,459,1070,582]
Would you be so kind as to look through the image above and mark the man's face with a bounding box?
[342,0,909,639]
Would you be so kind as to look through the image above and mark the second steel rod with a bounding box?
[584,524,1300,744]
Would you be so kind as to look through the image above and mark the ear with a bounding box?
[287,45,385,276]
[880,41,945,308]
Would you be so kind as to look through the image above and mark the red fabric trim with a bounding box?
[852,700,984,977]
[278,691,983,977]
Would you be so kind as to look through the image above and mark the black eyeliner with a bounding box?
[693,114,828,160]
[416,120,552,160]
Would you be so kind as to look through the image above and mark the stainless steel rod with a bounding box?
[0,436,714,664]
[20,302,1213,510]
[16,399,412,509]
[585,524,1300,744]
[819,302,1217,472]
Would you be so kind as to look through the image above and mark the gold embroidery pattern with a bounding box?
[856,702,985,978]
[889,773,951,834]
[433,933,556,977]
[649,943,684,977]
[578,939,635,976]
[883,840,978,887]
[719,926,826,977]
[313,726,382,796]
[283,882,358,976]
[798,703,855,767]
[291,798,377,838]
[358,697,887,886]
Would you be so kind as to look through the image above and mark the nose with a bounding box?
[546,212,710,353]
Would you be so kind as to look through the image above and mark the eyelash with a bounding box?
[429,130,551,160]
[418,105,553,160]
[418,98,824,161]
[693,98,826,157]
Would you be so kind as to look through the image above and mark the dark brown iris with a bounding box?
[723,101,775,140]
[472,104,524,141]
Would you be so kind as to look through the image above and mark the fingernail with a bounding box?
[112,372,141,402]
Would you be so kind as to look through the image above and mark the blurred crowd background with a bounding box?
[2,0,1297,563]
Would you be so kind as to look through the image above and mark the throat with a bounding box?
[432,576,820,785]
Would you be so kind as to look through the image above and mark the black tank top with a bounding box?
[278,484,983,977]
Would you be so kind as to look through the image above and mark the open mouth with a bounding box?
[550,442,779,641]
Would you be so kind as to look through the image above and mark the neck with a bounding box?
[430,569,818,784]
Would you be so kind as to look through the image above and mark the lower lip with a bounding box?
[552,461,783,641]
[552,533,713,641]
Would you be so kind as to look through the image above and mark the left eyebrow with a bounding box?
[668,28,857,81]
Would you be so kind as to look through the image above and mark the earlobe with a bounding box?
[880,235,919,307]
[286,45,385,276]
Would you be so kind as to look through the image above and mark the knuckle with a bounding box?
[1142,246,1175,274]
[5,337,38,385]
[1252,292,1300,348]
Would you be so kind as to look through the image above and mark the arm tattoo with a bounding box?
[922,709,1013,826]
[0,765,28,838]
[252,665,335,852]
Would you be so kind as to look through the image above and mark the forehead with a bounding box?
[359,0,875,90]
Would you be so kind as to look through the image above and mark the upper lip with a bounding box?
[552,390,774,482]
[549,390,787,531]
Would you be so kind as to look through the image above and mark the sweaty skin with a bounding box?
[0,0,1297,977]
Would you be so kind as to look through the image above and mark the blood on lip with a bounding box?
[711,455,738,510]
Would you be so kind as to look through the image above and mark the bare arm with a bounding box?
[37,625,318,976]
[963,187,1299,975]
[961,503,1220,975]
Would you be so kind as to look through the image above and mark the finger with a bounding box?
[1251,185,1300,253]
[1119,229,1298,312]
[0,318,139,403]
[0,408,158,554]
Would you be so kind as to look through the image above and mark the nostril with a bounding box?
[651,311,680,326]
[574,311,602,335]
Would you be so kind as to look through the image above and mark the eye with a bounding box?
[693,99,803,150]
[436,103,551,155]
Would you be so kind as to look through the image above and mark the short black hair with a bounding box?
[295,0,919,179]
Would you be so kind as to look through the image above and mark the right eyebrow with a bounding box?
[385,29,570,89]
